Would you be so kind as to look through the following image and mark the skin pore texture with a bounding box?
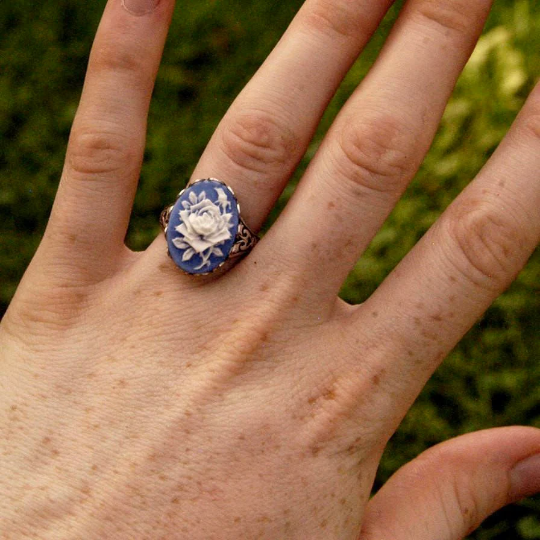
[1,0,540,538]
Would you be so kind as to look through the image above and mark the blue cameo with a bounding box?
[166,179,240,274]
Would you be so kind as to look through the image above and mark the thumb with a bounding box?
[361,427,540,540]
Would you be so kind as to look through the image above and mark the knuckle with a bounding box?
[444,199,524,290]
[448,469,485,535]
[219,109,299,176]
[520,111,540,141]
[301,0,365,41]
[89,41,146,78]
[68,127,137,177]
[297,363,383,455]
[415,0,481,36]
[332,113,414,196]
[413,446,487,537]
[5,283,89,340]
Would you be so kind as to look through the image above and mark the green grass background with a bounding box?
[0,0,539,537]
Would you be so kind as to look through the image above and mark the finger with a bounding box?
[263,0,493,302]
[361,427,540,540]
[167,0,396,233]
[355,82,540,406]
[40,0,175,281]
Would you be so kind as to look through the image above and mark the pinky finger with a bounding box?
[360,427,540,540]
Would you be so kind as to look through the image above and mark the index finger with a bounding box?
[355,82,540,407]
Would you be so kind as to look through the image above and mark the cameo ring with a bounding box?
[160,178,259,275]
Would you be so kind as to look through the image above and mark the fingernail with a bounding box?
[121,0,158,16]
[510,453,540,501]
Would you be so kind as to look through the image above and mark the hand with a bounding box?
[1,0,539,538]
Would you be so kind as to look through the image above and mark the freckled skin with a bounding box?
[0,293,379,540]
[2,0,534,533]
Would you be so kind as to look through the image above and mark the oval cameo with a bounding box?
[166,179,240,274]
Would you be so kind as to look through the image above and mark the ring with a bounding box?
[160,178,259,275]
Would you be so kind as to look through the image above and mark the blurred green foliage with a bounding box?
[0,0,539,537]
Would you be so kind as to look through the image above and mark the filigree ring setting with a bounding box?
[160,178,259,275]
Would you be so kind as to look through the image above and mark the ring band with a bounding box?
[160,178,259,275]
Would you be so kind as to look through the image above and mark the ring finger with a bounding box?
[147,0,396,257]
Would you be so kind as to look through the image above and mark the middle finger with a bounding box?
[265,0,493,304]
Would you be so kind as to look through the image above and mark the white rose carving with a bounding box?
[172,187,234,270]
